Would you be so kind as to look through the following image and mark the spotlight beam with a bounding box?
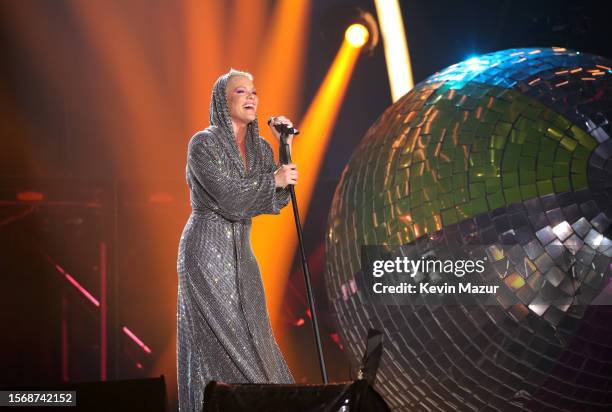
[247,0,310,334]
[374,0,414,101]
[251,38,363,329]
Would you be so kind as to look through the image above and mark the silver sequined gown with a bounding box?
[176,73,294,412]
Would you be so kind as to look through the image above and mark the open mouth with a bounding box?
[243,104,256,111]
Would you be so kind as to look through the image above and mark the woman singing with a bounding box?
[176,69,297,411]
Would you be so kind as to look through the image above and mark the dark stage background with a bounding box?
[1,0,611,410]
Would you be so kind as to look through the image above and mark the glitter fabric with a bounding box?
[176,72,294,412]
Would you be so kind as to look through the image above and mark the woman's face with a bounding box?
[226,75,258,125]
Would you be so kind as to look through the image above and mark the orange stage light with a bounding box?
[251,37,363,332]
[345,23,369,48]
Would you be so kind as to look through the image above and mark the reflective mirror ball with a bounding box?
[326,48,612,411]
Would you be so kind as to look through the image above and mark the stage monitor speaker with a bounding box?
[202,379,390,412]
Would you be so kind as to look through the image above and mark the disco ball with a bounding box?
[326,48,612,411]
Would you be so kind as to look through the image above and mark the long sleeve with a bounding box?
[188,138,283,220]
[261,140,292,211]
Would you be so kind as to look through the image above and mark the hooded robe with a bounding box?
[176,72,294,412]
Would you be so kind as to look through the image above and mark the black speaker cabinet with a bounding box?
[203,379,390,412]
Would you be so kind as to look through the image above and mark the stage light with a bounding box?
[374,0,414,101]
[123,326,152,354]
[245,0,310,365]
[317,6,379,55]
[16,191,44,201]
[252,35,364,331]
[345,23,369,48]
[464,56,489,72]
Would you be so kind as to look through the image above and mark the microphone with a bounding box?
[267,118,300,135]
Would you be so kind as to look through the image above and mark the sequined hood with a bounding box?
[208,73,259,146]
[207,71,263,176]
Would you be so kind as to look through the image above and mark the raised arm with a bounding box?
[261,139,292,211]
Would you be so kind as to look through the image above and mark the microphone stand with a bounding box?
[279,131,329,384]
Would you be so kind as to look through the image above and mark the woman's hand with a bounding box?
[269,116,297,188]
[274,164,298,188]
[268,115,295,145]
